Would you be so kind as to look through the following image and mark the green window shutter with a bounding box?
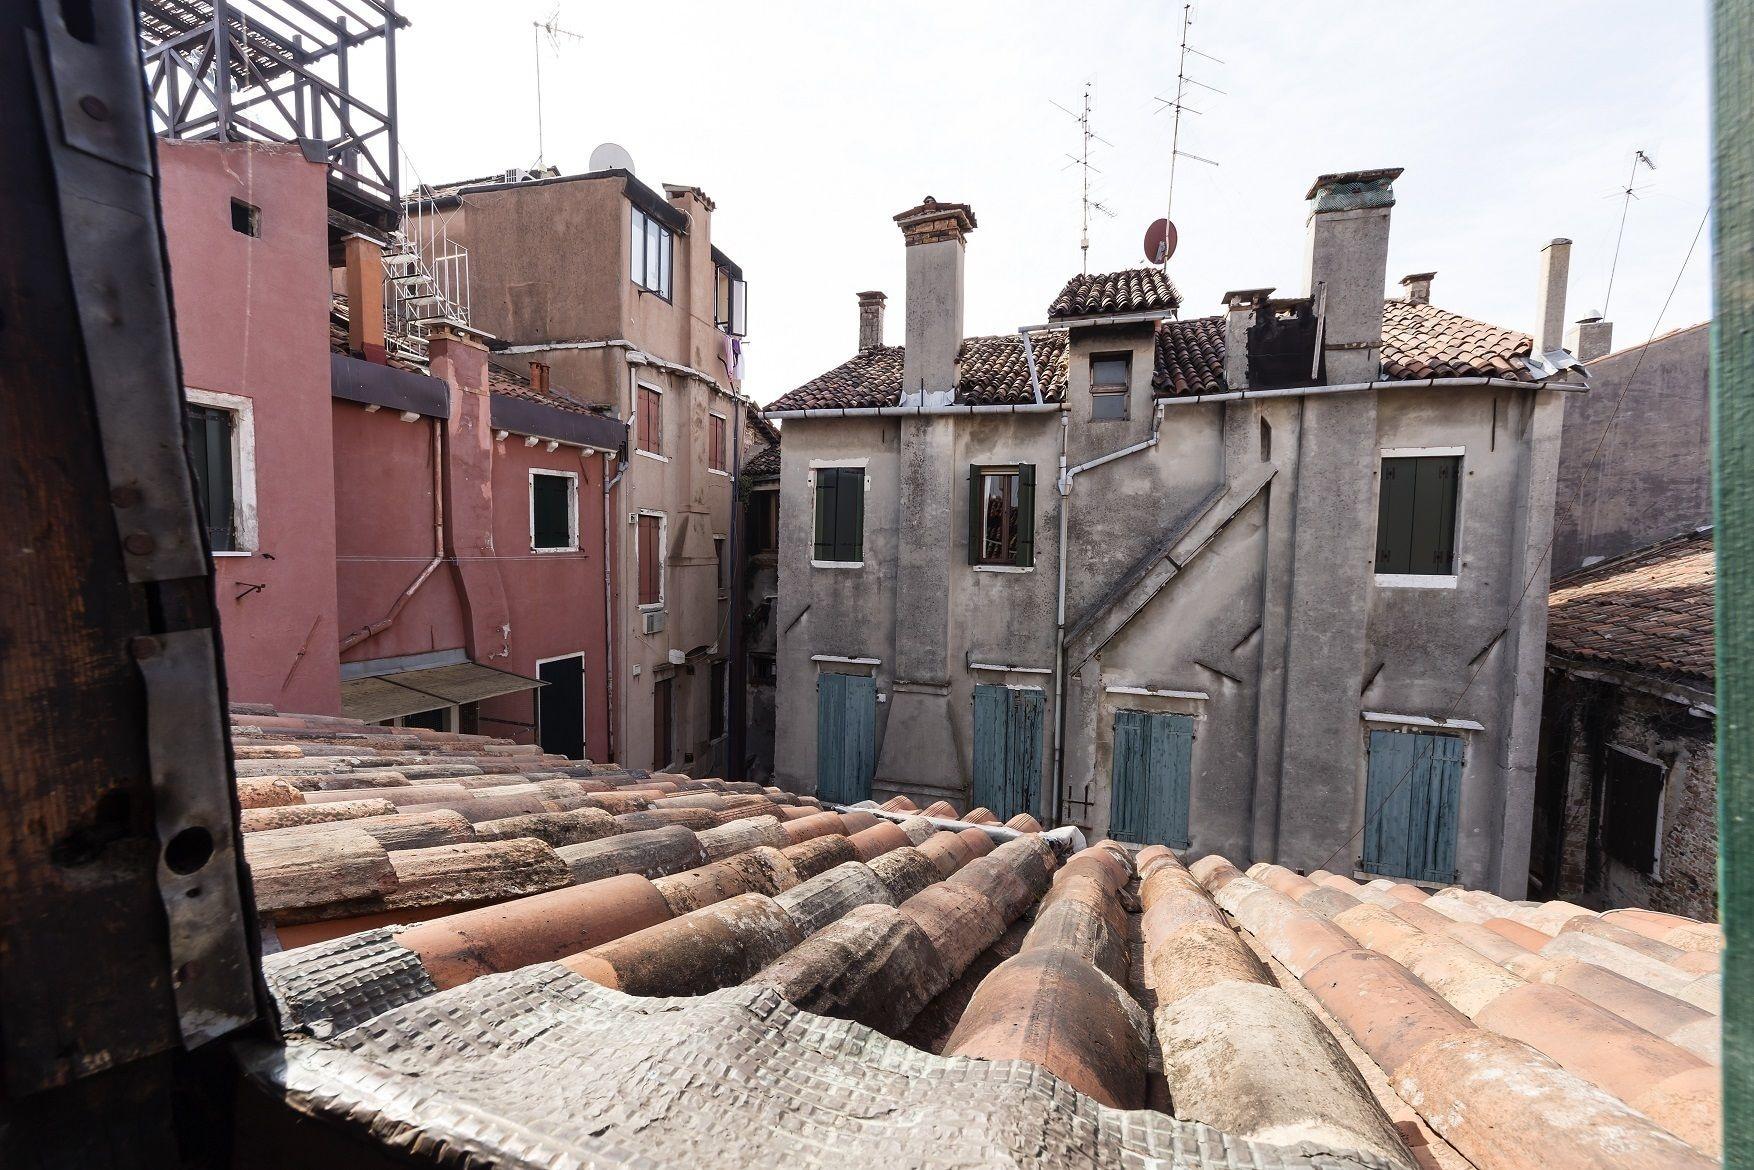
[814,472,836,560]
[1375,457,1414,573]
[1407,456,1461,574]
[833,467,864,562]
[968,465,983,563]
[1014,464,1036,567]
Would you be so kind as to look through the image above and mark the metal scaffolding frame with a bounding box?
[139,0,405,221]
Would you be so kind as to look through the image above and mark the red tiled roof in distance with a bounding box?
[1548,530,1714,683]
[766,333,1069,412]
[1379,300,1534,382]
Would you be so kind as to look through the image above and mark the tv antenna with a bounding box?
[533,10,587,170]
[1151,2,1223,268]
[1602,149,1657,317]
[1052,83,1116,274]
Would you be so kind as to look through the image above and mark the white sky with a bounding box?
[397,1,1712,405]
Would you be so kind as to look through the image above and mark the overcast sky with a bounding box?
[397,2,1711,405]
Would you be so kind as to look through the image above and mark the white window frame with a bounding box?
[635,509,668,611]
[1374,445,1465,591]
[630,204,674,300]
[809,457,869,569]
[534,650,588,758]
[185,387,259,556]
[529,468,580,553]
[708,410,731,477]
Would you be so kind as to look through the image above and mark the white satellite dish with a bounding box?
[589,142,636,174]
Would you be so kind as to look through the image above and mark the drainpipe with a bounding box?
[1047,400,1167,829]
[338,416,446,651]
[603,447,626,764]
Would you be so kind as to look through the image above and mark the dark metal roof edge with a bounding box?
[490,392,628,452]
[330,352,451,419]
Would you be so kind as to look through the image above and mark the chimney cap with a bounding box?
[857,290,888,303]
[1399,271,1437,285]
[1576,309,1606,323]
[894,196,977,243]
[1305,167,1403,211]
[1221,287,1276,309]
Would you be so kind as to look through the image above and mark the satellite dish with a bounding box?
[1145,218,1178,265]
[589,142,636,174]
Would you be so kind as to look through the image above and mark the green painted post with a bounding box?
[1712,2,1750,1163]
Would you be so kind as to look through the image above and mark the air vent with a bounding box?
[643,610,666,635]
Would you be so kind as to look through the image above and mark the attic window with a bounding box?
[1090,354,1130,420]
[230,198,260,237]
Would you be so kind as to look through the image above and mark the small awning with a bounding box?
[340,661,546,724]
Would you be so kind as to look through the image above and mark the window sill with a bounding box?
[638,602,666,613]
[972,564,1034,574]
[635,449,669,464]
[708,467,732,478]
[532,546,580,555]
[812,559,864,570]
[212,550,253,558]
[1375,573,1457,590]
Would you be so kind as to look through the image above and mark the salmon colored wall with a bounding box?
[159,140,340,714]
[333,402,468,662]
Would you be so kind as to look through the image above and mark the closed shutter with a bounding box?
[814,472,836,560]
[1376,458,1414,573]
[531,475,572,548]
[1107,709,1193,847]
[817,672,875,804]
[1363,730,1463,882]
[1408,457,1460,574]
[833,467,863,562]
[1014,465,1035,567]
[967,465,982,564]
[972,684,1044,820]
[1109,711,1151,841]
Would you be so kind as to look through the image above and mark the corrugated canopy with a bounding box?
[340,662,545,724]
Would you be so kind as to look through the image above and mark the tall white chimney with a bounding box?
[894,197,976,407]
[1535,239,1572,356]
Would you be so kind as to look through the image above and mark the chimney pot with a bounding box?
[529,361,551,392]
[1567,311,1614,363]
[857,291,887,351]
[342,234,387,365]
[1399,271,1436,305]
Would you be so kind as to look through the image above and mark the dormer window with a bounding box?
[1090,353,1130,420]
[630,205,673,299]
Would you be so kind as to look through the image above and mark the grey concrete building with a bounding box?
[1552,319,1711,575]
[765,171,1585,894]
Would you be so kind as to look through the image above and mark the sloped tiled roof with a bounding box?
[743,443,781,480]
[1048,267,1180,320]
[1152,315,1227,396]
[767,334,1069,412]
[1379,299,1535,381]
[1548,530,1714,683]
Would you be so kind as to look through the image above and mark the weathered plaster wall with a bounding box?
[1552,323,1711,576]
[160,139,340,714]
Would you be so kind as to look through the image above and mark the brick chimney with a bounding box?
[1303,168,1401,384]
[1567,312,1613,362]
[1220,288,1274,390]
[342,234,386,364]
[1535,239,1572,356]
[894,197,976,407]
[1399,271,1435,305]
[857,291,887,351]
[529,360,551,392]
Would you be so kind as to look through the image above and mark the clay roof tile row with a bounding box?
[1548,530,1715,683]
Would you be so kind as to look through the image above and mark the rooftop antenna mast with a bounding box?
[1153,2,1223,267]
[1053,83,1117,274]
[1602,148,1657,317]
[534,10,587,170]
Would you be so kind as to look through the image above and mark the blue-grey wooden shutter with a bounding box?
[1014,465,1035,567]
[1108,710,1150,842]
[818,672,875,804]
[972,684,1007,812]
[844,673,876,803]
[1006,687,1044,820]
[816,672,845,800]
[1363,730,1462,882]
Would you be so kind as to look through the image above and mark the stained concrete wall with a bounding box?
[160,139,341,715]
[1552,323,1711,575]
[776,371,1559,894]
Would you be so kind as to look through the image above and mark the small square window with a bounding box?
[231,198,260,238]
[1376,455,1461,576]
[1090,353,1130,421]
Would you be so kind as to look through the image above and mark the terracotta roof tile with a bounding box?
[766,333,1068,412]
[742,443,781,479]
[1548,530,1714,683]
[1048,267,1180,320]
[1152,315,1227,396]
[1379,300,1535,382]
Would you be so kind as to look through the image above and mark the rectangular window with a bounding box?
[715,267,749,336]
[530,471,577,551]
[748,654,776,687]
[968,465,1035,567]
[184,401,238,551]
[747,488,779,554]
[230,198,260,237]
[715,534,728,593]
[709,659,726,739]
[1376,455,1461,576]
[630,205,673,298]
[638,385,663,454]
[709,413,727,471]
[1603,748,1665,874]
[637,513,664,606]
[652,677,673,770]
[812,466,865,564]
[1091,353,1130,421]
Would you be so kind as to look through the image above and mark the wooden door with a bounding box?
[972,684,1044,821]
[1107,710,1194,847]
[1362,730,1463,883]
[816,672,876,804]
